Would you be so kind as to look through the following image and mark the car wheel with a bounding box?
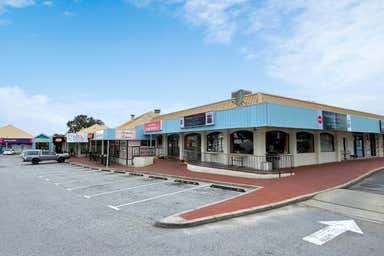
[32,158,40,165]
[57,157,65,163]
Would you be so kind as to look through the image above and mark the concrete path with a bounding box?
[303,189,384,224]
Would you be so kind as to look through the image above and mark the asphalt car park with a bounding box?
[1,155,383,256]
[16,157,248,222]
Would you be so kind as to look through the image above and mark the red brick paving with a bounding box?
[69,157,384,221]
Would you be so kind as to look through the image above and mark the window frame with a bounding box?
[296,132,315,154]
[230,130,254,155]
[320,133,335,152]
[206,132,224,153]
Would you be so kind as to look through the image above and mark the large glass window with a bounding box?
[207,132,224,152]
[230,130,254,154]
[320,133,335,152]
[266,131,289,154]
[184,133,201,151]
[297,132,314,153]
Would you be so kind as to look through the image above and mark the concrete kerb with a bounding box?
[155,166,384,228]
[67,161,258,190]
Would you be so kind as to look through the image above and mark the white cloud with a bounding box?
[126,0,384,115]
[0,0,34,10]
[0,86,189,135]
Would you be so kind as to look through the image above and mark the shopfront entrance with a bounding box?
[167,134,180,159]
[184,133,202,162]
[369,134,377,157]
[354,134,365,158]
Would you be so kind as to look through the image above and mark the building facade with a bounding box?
[0,125,33,153]
[140,92,384,170]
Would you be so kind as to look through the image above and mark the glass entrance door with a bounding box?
[184,133,202,162]
[354,135,364,158]
[369,134,377,157]
[167,134,180,159]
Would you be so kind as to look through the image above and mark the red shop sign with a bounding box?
[144,120,162,132]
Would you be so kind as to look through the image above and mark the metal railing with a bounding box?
[184,151,294,177]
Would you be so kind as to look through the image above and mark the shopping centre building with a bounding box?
[0,125,33,153]
[67,91,384,171]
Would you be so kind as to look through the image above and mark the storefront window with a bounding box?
[297,132,314,153]
[320,133,335,152]
[230,131,254,154]
[184,133,201,151]
[266,131,289,154]
[207,132,224,152]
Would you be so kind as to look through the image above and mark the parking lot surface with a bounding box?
[1,155,383,256]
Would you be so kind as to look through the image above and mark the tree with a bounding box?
[66,114,104,133]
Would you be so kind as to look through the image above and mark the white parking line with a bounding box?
[34,168,89,176]
[38,170,99,179]
[83,180,171,199]
[108,184,211,211]
[66,179,135,191]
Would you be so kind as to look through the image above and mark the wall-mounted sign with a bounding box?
[322,111,349,131]
[180,112,215,129]
[144,120,162,132]
[0,138,32,144]
[128,140,141,147]
[53,137,64,143]
[67,133,88,143]
[94,130,104,140]
[115,129,136,140]
[380,120,384,133]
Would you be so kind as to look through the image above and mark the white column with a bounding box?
[106,140,110,167]
[254,129,266,156]
[335,132,342,162]
[315,132,321,164]
[162,134,168,157]
[223,130,230,154]
[379,134,384,157]
[179,133,184,160]
[201,132,206,153]
[289,129,297,167]
[101,140,104,155]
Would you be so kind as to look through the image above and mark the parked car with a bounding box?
[21,150,70,164]
[3,149,17,155]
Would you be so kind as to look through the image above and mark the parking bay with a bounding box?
[30,162,248,222]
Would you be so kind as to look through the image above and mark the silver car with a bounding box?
[22,150,69,165]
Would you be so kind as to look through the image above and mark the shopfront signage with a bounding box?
[380,120,384,133]
[144,120,162,132]
[53,137,64,143]
[0,138,32,144]
[67,133,88,143]
[321,111,351,131]
[180,112,215,129]
[94,130,104,140]
[128,140,141,147]
[115,128,136,140]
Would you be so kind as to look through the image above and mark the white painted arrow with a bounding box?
[303,220,363,246]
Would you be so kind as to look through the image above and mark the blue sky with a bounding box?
[0,0,383,134]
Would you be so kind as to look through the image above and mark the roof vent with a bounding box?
[154,109,161,114]
[130,114,135,120]
[232,89,252,106]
